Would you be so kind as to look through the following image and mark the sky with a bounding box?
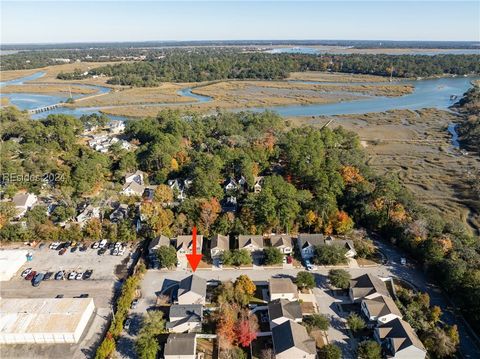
[1,1,479,44]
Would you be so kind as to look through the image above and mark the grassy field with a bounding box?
[0,68,42,81]
[288,109,480,233]
[69,84,191,107]
[2,84,98,95]
[287,71,391,82]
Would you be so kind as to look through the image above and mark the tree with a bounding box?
[0,202,17,228]
[135,311,165,359]
[221,249,252,266]
[217,303,237,349]
[295,271,316,289]
[234,275,256,306]
[424,327,458,358]
[154,184,173,204]
[353,238,376,259]
[328,269,351,289]
[83,218,102,240]
[156,246,177,268]
[304,313,330,331]
[235,312,258,347]
[332,210,354,234]
[357,340,382,359]
[347,313,365,333]
[315,245,348,265]
[141,202,174,236]
[50,204,76,223]
[95,336,116,359]
[264,247,283,265]
[198,197,221,236]
[319,343,342,359]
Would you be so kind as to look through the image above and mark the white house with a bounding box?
[164,333,197,359]
[108,120,125,134]
[124,170,145,186]
[174,235,204,262]
[349,274,390,302]
[361,295,403,325]
[270,235,293,254]
[120,181,145,197]
[210,234,229,258]
[166,304,203,333]
[297,233,356,260]
[268,299,302,328]
[76,205,100,225]
[269,278,298,301]
[374,318,427,359]
[271,320,316,359]
[12,193,38,219]
[224,178,238,192]
[238,235,264,253]
[177,275,207,305]
[147,235,171,255]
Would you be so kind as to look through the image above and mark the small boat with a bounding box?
[450,95,458,100]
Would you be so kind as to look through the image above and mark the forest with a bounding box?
[65,51,480,86]
[0,107,479,335]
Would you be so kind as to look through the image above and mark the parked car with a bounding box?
[43,271,53,280]
[286,255,293,264]
[124,318,131,330]
[32,273,44,287]
[118,247,126,256]
[83,270,93,279]
[59,248,67,255]
[68,272,77,280]
[50,242,60,250]
[98,248,107,255]
[92,242,99,249]
[25,271,37,281]
[38,243,46,249]
[131,299,139,309]
[71,246,78,253]
[99,239,108,249]
[79,294,89,298]
[304,259,314,271]
[55,271,65,280]
[71,241,77,247]
[64,241,72,248]
[80,244,88,252]
[76,272,84,280]
[112,248,119,256]
[55,294,64,298]
[21,268,32,277]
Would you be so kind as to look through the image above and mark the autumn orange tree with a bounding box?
[154,184,173,204]
[216,303,238,350]
[332,210,354,234]
[197,197,221,236]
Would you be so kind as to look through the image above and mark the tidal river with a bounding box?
[1,72,477,134]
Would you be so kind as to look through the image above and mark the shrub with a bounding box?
[264,247,283,265]
[314,244,348,265]
[295,271,315,289]
[328,269,351,289]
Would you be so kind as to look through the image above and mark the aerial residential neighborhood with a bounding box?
[1,1,480,359]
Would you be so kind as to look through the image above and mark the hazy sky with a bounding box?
[1,1,479,44]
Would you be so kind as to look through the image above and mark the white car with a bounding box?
[68,272,77,280]
[99,239,108,248]
[21,268,32,277]
[92,242,99,249]
[118,247,126,256]
[49,242,60,250]
[76,272,83,280]
[112,248,119,256]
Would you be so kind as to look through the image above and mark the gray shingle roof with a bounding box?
[268,299,302,321]
[363,295,402,319]
[148,235,171,252]
[377,318,426,354]
[272,320,316,355]
[271,235,292,248]
[178,275,207,298]
[269,278,297,295]
[166,304,203,329]
[350,274,390,299]
[175,235,203,252]
[211,234,229,251]
[164,333,196,356]
[238,235,264,249]
[297,233,325,249]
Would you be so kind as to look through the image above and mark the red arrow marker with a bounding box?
[186,226,202,272]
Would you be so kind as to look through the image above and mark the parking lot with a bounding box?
[0,242,137,359]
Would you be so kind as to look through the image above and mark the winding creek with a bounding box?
[1,71,478,147]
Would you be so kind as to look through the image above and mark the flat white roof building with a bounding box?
[0,298,95,344]
[0,250,28,281]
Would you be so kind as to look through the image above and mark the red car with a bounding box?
[59,248,67,255]
[25,271,37,281]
